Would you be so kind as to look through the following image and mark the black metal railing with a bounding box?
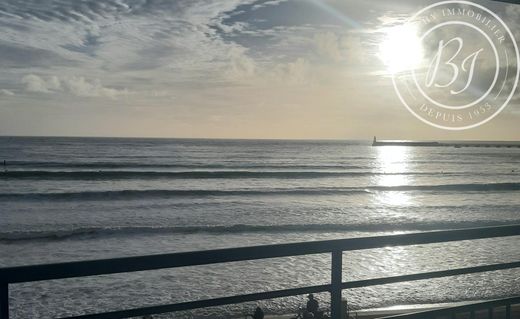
[1,224,520,319]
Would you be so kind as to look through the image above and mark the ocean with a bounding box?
[0,136,519,318]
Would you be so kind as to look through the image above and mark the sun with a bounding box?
[379,24,424,74]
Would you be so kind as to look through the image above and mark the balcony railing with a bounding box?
[1,224,519,319]
[380,296,520,319]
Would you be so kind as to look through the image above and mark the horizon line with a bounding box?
[1,135,520,143]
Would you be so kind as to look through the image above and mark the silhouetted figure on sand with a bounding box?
[306,294,319,315]
[248,306,264,319]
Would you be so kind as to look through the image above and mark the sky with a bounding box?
[0,0,519,140]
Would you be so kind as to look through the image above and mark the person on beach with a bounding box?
[306,294,319,316]
[248,306,264,319]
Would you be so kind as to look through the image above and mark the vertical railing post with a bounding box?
[331,250,342,319]
[505,304,511,319]
[0,283,8,319]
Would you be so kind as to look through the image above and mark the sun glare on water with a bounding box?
[374,146,414,207]
[379,24,424,74]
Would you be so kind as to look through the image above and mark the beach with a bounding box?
[1,136,519,318]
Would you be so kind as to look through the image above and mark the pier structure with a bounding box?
[372,137,520,148]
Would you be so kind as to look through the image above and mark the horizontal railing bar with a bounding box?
[59,284,331,319]
[1,224,519,283]
[379,296,520,319]
[56,261,520,319]
[343,261,520,289]
[494,0,520,4]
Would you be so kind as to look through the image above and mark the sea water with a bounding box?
[1,136,519,318]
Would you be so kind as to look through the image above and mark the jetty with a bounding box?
[372,137,520,148]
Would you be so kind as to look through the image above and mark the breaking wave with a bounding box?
[1,183,518,201]
[0,221,512,242]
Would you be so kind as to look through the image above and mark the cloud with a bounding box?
[224,46,257,80]
[376,13,410,27]
[252,0,288,11]
[341,35,369,65]
[215,21,249,33]
[61,76,129,98]
[0,42,73,68]
[21,74,128,98]
[313,32,342,62]
[0,0,323,99]
[503,4,520,48]
[21,74,58,93]
[0,0,262,80]
[269,57,310,85]
[0,89,14,96]
[284,58,309,84]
